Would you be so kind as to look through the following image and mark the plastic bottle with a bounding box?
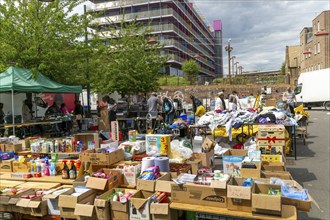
[30,160,35,175]
[41,161,45,176]
[50,161,56,176]
[44,159,50,176]
[61,140,66,153]
[36,159,41,174]
[62,160,69,179]
[69,160,76,179]
[76,160,81,177]
[77,141,82,152]
[54,140,59,153]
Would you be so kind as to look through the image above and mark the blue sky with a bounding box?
[192,0,329,74]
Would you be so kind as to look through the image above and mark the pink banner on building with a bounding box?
[213,20,222,31]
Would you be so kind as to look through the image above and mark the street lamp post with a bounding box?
[84,5,91,118]
[230,56,236,78]
[234,62,239,76]
[225,39,233,82]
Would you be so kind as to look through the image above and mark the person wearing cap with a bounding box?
[215,92,227,112]
[147,92,159,116]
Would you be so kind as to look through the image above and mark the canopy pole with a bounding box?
[11,89,15,136]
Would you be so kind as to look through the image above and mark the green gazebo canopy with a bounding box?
[0,66,82,93]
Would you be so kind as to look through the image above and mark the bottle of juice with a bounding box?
[62,160,69,179]
[69,160,76,179]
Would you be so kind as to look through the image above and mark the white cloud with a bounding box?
[192,0,329,74]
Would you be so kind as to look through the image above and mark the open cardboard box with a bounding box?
[0,188,34,212]
[43,186,72,215]
[171,183,227,208]
[222,149,248,175]
[261,170,293,180]
[186,159,202,175]
[227,177,253,212]
[262,161,286,171]
[58,187,96,219]
[137,172,170,192]
[86,168,122,191]
[129,190,154,220]
[0,158,14,172]
[252,183,282,215]
[150,197,178,220]
[74,132,100,149]
[74,203,97,220]
[16,195,48,216]
[240,161,261,178]
[193,149,215,167]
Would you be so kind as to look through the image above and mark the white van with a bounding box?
[294,68,330,110]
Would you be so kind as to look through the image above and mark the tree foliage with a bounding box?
[0,0,97,85]
[182,60,199,84]
[280,62,286,75]
[91,18,168,96]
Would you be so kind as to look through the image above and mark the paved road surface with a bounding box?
[287,110,330,220]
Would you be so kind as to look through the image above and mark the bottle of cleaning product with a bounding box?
[30,160,35,175]
[50,161,56,176]
[44,159,50,176]
[41,161,45,176]
[69,160,76,179]
[36,159,41,174]
[62,160,69,179]
[76,160,81,177]
[77,141,82,152]
[61,140,66,153]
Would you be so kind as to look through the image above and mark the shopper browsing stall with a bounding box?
[215,92,227,112]
[162,97,175,125]
[282,87,297,114]
[147,92,159,116]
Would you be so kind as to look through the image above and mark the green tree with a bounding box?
[182,60,199,84]
[0,0,97,85]
[91,18,168,96]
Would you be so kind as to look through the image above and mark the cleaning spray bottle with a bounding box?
[69,160,76,179]
[50,160,56,176]
[44,158,50,176]
[62,160,69,179]
[76,160,81,177]
[36,159,41,174]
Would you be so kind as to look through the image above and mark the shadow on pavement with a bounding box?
[298,212,322,220]
[287,167,317,183]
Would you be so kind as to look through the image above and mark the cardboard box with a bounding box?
[257,124,285,146]
[79,149,124,165]
[74,203,96,220]
[262,161,286,171]
[252,183,282,215]
[155,173,176,193]
[16,196,48,216]
[150,200,178,220]
[222,149,247,175]
[240,162,261,178]
[280,180,312,212]
[187,159,202,175]
[122,163,141,187]
[12,161,31,172]
[74,132,100,149]
[19,138,30,150]
[192,149,215,167]
[58,188,96,219]
[0,158,14,172]
[0,188,34,212]
[73,176,87,188]
[137,173,171,192]
[129,191,154,220]
[0,143,22,152]
[171,183,227,208]
[146,134,171,156]
[262,171,293,180]
[43,187,72,215]
[257,145,285,155]
[227,177,253,212]
[87,169,122,191]
[261,154,284,162]
[201,137,216,151]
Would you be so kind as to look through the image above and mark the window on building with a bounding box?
[317,42,320,53]
[317,21,320,32]
[314,45,317,55]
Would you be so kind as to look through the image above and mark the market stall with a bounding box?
[0,66,82,136]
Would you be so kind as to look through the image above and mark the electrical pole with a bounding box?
[234,62,239,76]
[84,5,91,118]
[230,56,236,78]
[225,39,233,82]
